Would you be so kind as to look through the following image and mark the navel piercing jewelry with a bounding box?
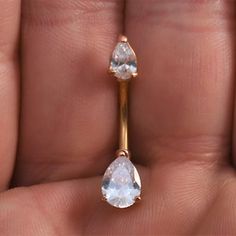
[101,35,141,208]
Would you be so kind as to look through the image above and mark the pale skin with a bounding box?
[0,0,236,235]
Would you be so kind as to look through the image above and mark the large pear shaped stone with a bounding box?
[110,42,137,80]
[101,156,141,208]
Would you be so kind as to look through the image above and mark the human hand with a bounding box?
[0,0,235,235]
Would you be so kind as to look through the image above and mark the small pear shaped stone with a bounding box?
[110,41,137,80]
[101,156,141,208]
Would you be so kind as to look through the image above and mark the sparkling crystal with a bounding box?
[101,156,141,208]
[110,42,137,80]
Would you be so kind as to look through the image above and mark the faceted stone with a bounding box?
[110,42,137,80]
[101,156,141,208]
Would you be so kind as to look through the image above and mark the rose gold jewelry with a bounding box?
[101,35,141,208]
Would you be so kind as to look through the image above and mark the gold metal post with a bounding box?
[119,81,129,151]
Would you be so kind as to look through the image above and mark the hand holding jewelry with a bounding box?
[101,36,141,208]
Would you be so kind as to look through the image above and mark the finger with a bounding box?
[0,166,149,235]
[0,0,20,190]
[126,0,235,166]
[194,177,236,235]
[14,0,124,185]
[0,178,100,235]
[1,168,234,235]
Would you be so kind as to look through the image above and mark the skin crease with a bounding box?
[0,0,236,235]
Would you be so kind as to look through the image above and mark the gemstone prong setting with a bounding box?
[132,72,138,78]
[118,35,128,42]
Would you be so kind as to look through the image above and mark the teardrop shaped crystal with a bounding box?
[109,41,137,80]
[101,156,141,208]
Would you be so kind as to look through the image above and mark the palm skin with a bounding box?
[0,0,236,235]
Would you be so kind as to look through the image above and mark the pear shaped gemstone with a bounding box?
[101,156,141,208]
[110,42,137,80]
